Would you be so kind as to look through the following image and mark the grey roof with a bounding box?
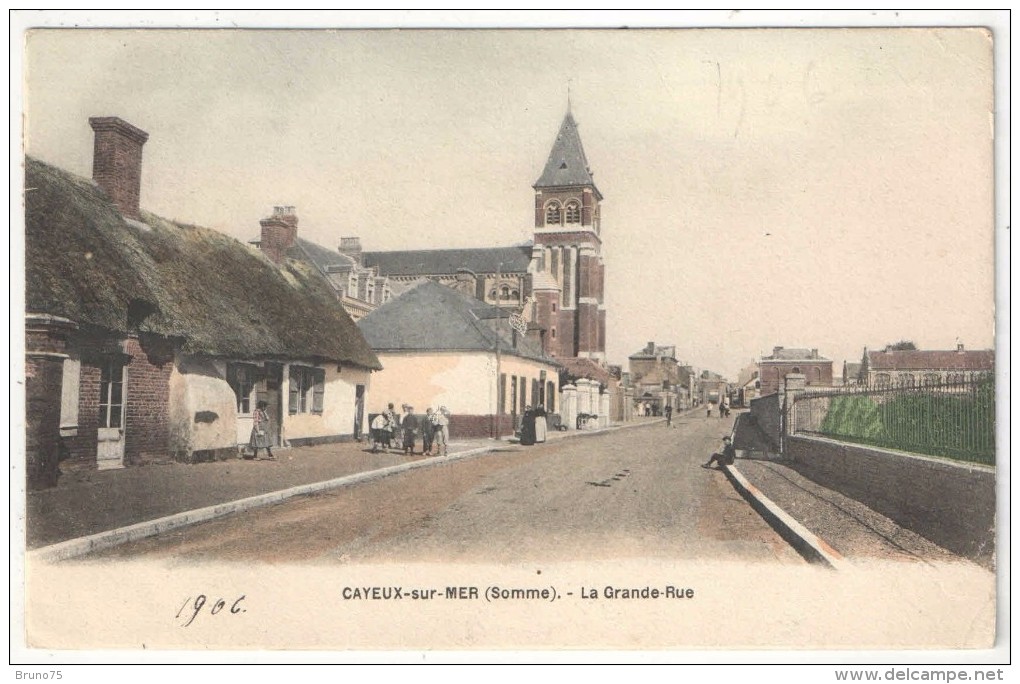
[290,237,356,273]
[357,280,558,366]
[762,348,830,362]
[534,112,600,195]
[363,245,532,277]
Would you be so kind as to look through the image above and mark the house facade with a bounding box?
[860,344,994,387]
[25,117,381,488]
[357,281,561,439]
[758,346,833,396]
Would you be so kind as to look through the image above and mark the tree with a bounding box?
[885,340,917,351]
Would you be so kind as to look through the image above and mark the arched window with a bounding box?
[565,201,581,224]
[924,373,942,386]
[901,374,916,388]
[875,373,891,388]
[545,202,561,226]
[511,289,520,300]
[500,285,511,300]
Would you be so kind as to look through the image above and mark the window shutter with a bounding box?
[312,368,325,414]
[288,367,299,414]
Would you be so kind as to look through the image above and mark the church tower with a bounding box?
[530,110,606,361]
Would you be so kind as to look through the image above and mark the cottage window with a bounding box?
[545,202,561,225]
[227,363,258,414]
[565,201,581,224]
[289,366,325,415]
[98,359,125,429]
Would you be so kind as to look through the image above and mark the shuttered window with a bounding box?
[289,366,326,415]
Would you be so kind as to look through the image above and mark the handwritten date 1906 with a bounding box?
[175,594,247,627]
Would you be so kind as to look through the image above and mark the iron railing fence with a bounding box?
[790,374,995,465]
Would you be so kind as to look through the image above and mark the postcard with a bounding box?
[13,12,1007,664]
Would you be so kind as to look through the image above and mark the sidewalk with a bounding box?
[26,417,664,551]
[730,456,981,569]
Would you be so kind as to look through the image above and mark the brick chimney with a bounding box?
[259,206,298,265]
[89,117,149,221]
[339,237,363,264]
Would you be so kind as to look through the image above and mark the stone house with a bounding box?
[356,280,561,439]
[24,117,381,488]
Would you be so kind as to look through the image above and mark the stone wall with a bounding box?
[749,393,782,450]
[786,435,995,565]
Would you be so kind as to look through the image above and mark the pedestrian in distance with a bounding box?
[248,400,274,461]
[702,436,737,469]
[421,407,436,456]
[534,404,548,443]
[370,412,388,453]
[664,404,673,427]
[400,404,419,455]
[431,406,450,457]
[383,403,398,450]
[520,405,537,446]
[706,405,712,418]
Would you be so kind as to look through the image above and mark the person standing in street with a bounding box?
[432,406,450,457]
[520,405,537,446]
[248,400,274,461]
[383,403,398,451]
[421,407,436,456]
[664,404,673,427]
[534,404,548,443]
[400,404,419,455]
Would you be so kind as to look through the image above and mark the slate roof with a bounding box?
[867,349,994,372]
[25,157,381,369]
[290,237,357,273]
[357,280,558,366]
[761,347,829,362]
[362,246,532,277]
[534,112,601,196]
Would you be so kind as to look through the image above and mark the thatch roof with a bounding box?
[25,157,381,369]
[357,280,559,367]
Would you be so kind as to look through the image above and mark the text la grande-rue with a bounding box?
[581,586,694,600]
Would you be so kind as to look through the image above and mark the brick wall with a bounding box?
[123,335,173,464]
[64,333,174,470]
[450,413,514,439]
[25,331,66,488]
[786,435,995,565]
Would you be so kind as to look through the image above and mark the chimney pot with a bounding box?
[957,342,965,352]
[89,116,149,220]
[259,205,298,265]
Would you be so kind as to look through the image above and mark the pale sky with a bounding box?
[22,25,997,379]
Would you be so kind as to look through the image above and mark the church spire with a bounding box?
[533,109,599,195]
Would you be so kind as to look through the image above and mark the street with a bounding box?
[95,415,802,565]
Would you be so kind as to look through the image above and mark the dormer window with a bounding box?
[565,201,581,224]
[545,201,561,226]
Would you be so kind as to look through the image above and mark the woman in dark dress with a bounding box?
[519,405,536,446]
[401,405,419,455]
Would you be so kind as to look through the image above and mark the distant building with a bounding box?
[735,362,761,405]
[842,361,863,387]
[628,342,685,413]
[698,370,729,406]
[860,344,993,387]
[759,346,833,396]
[250,211,391,321]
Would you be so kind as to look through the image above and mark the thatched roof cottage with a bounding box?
[24,117,381,488]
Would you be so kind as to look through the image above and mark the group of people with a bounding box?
[706,402,731,418]
[369,403,450,457]
[518,405,548,446]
